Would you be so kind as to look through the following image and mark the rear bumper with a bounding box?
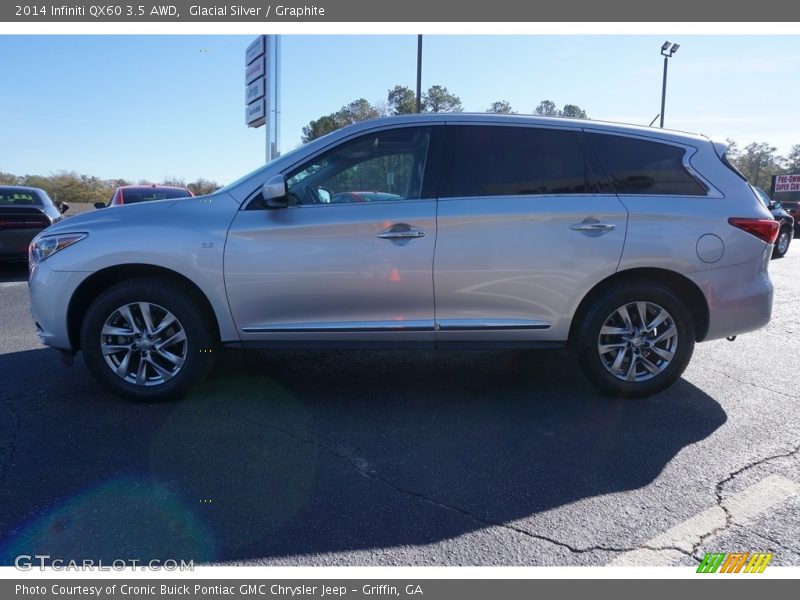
[0,229,38,258]
[687,250,773,342]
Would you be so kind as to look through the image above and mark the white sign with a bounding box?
[774,174,800,193]
[246,99,265,127]
[245,36,265,66]
[245,57,264,85]
[246,78,265,104]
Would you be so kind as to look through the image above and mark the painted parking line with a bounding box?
[0,281,26,288]
[611,475,800,566]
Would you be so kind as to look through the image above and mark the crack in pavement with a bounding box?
[704,367,800,401]
[748,528,800,558]
[236,414,695,559]
[690,441,800,560]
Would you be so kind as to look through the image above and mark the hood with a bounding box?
[42,198,182,236]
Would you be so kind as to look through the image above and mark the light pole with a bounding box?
[659,41,679,128]
[416,35,423,113]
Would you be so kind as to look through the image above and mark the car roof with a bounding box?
[117,185,190,191]
[337,113,712,146]
[0,185,46,194]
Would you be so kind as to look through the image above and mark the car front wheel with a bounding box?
[574,281,695,398]
[81,278,217,402]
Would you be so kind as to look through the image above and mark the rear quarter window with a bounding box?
[587,133,707,196]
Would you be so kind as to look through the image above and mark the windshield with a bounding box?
[217,143,311,195]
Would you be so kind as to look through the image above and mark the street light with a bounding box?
[416,35,423,113]
[659,41,679,128]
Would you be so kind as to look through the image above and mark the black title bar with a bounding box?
[3,1,800,22]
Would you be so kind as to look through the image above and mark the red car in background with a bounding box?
[95,184,193,208]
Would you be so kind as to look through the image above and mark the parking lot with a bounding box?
[1,247,799,567]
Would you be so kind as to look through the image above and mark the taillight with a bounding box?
[728,218,780,244]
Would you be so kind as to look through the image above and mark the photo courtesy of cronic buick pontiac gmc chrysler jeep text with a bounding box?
[27,114,778,402]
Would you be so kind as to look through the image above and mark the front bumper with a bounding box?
[28,261,90,350]
[687,250,773,342]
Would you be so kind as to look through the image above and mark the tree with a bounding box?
[301,114,340,144]
[534,100,559,117]
[161,177,187,188]
[561,104,588,119]
[301,98,381,144]
[783,144,800,174]
[486,100,515,114]
[301,84,464,143]
[187,178,221,196]
[534,100,589,119]
[724,138,740,162]
[337,98,380,125]
[387,85,418,115]
[423,85,462,113]
[0,172,20,185]
[736,142,784,189]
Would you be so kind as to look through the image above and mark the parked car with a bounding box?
[0,185,68,262]
[28,114,778,402]
[95,184,193,208]
[773,192,800,235]
[331,191,403,203]
[752,185,794,258]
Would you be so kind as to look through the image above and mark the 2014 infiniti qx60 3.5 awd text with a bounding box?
[28,114,778,401]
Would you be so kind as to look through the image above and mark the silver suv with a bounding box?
[28,114,778,401]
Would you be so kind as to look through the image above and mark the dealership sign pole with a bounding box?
[245,35,281,162]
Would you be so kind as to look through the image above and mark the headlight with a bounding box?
[29,233,88,267]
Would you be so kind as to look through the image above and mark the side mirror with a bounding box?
[59,202,70,214]
[262,175,288,208]
[774,201,783,209]
[94,202,106,209]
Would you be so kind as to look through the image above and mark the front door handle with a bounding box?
[377,223,426,240]
[569,222,616,232]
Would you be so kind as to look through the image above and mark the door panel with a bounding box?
[434,195,627,342]
[225,200,437,343]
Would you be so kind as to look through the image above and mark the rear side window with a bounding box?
[587,133,707,196]
[442,126,600,198]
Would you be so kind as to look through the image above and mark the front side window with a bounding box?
[285,127,433,205]
[442,125,600,198]
[587,133,707,196]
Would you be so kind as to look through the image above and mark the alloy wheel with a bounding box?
[100,302,187,386]
[597,301,678,382]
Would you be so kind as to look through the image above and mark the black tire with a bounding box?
[573,281,695,398]
[772,227,791,259]
[80,278,218,402]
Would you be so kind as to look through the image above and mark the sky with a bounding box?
[1,34,799,185]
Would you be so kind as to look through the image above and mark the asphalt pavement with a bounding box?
[1,246,798,567]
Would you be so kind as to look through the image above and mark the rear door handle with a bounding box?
[377,224,426,239]
[569,223,616,232]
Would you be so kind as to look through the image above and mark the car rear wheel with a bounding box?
[772,228,791,259]
[81,278,217,402]
[574,281,695,398]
